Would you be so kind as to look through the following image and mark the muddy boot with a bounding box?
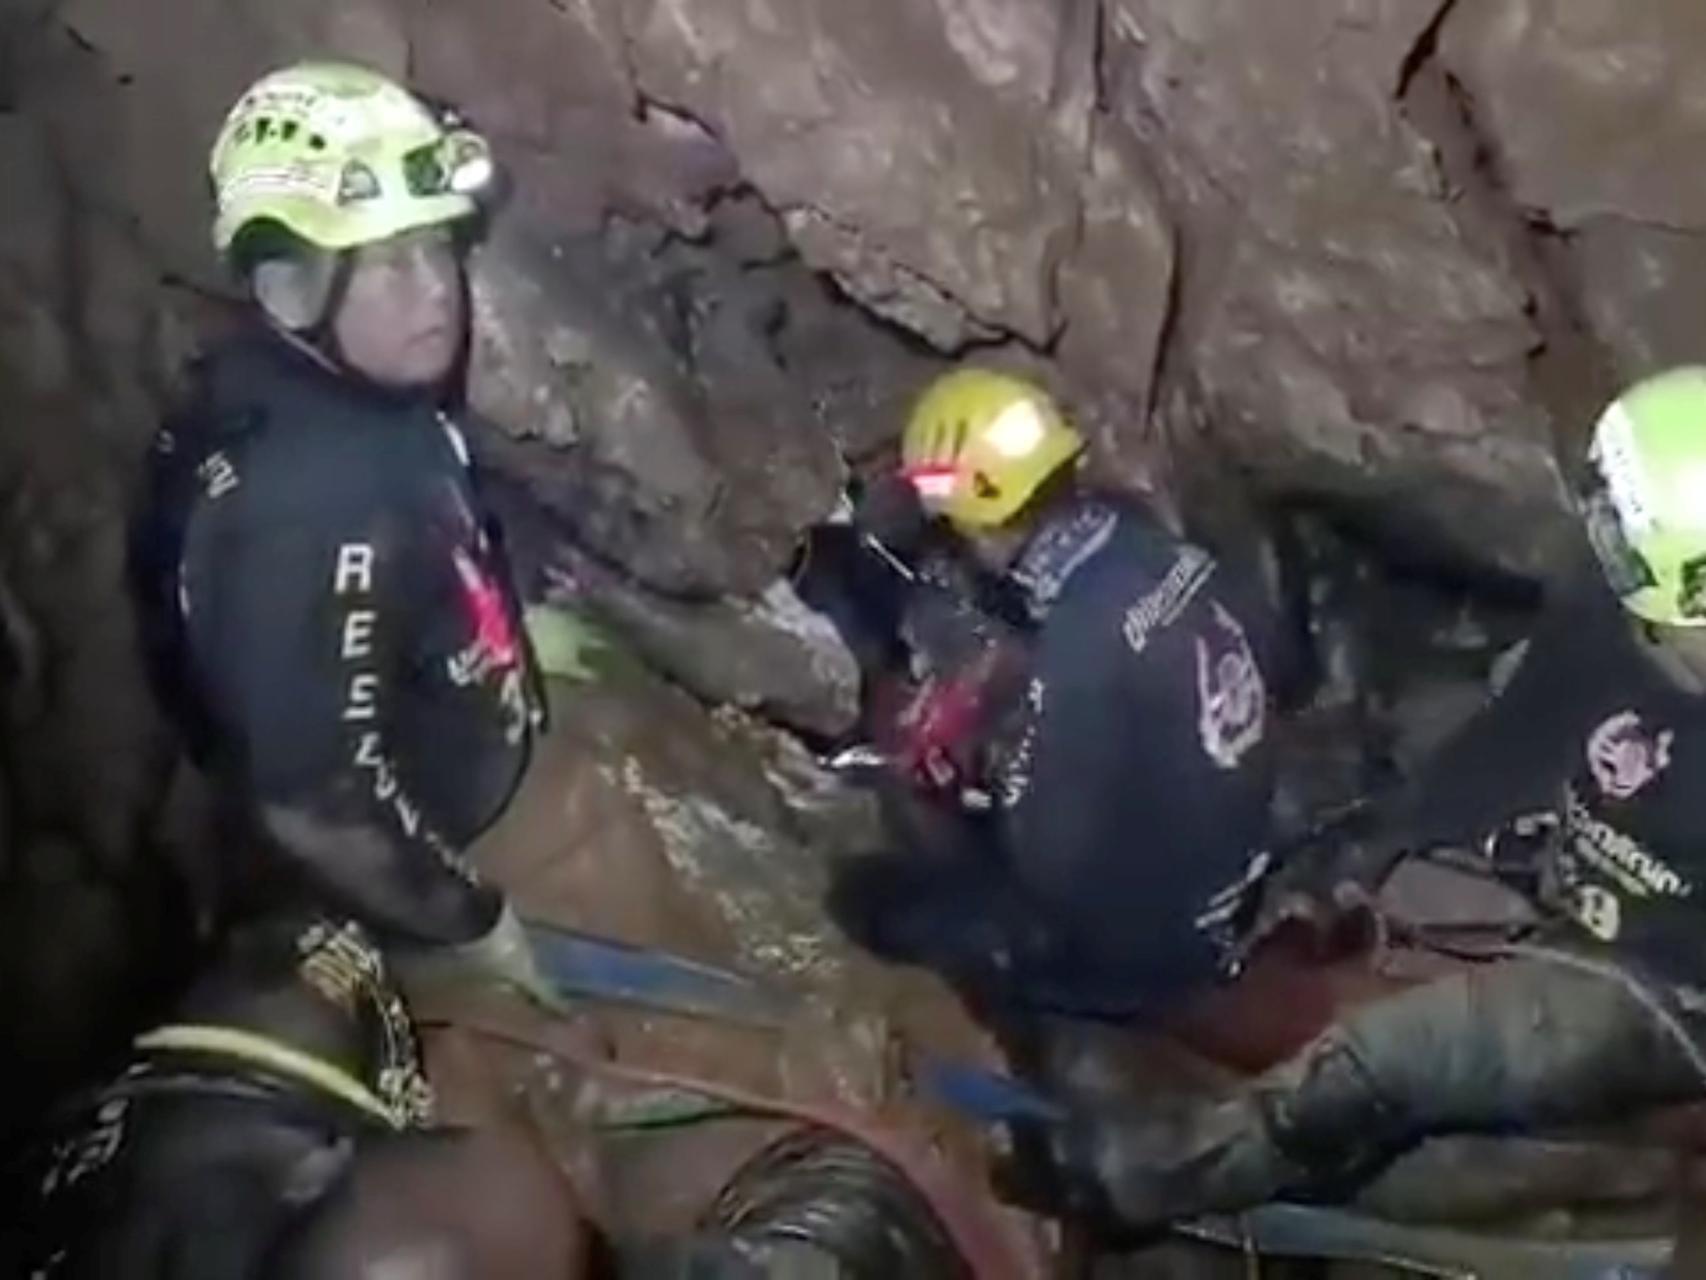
[994,1094,1296,1235]
[994,1037,1401,1235]
[1000,954,1706,1236]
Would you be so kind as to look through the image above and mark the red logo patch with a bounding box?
[451,546,519,679]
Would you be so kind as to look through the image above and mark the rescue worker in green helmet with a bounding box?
[995,368,1706,1235]
[830,368,1286,1023]
[132,63,558,1002]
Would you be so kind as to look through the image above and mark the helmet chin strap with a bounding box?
[254,249,357,376]
[257,253,446,400]
[253,249,344,331]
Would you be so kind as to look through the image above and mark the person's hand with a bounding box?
[891,670,992,797]
[1238,825,1394,966]
[457,903,572,1015]
[524,603,611,684]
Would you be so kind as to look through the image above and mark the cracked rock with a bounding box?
[1108,0,1574,579]
[1443,0,1706,388]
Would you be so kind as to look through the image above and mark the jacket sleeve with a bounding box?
[1385,595,1604,855]
[183,481,502,946]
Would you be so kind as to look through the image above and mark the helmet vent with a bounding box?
[1680,556,1706,620]
[337,160,381,205]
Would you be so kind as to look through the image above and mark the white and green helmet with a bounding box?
[1583,367,1706,627]
[209,61,495,257]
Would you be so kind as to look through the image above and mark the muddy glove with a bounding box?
[524,602,610,683]
[1236,797,1400,964]
[1240,858,1385,967]
[453,902,570,1014]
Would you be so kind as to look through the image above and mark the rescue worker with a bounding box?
[796,469,1031,814]
[0,911,589,1279]
[0,906,911,1279]
[132,63,555,1001]
[829,368,1282,1021]
[995,368,1706,1234]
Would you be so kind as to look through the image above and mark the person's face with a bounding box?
[332,224,466,390]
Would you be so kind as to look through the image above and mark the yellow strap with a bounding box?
[134,1023,404,1130]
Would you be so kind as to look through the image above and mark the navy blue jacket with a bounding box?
[837,500,1279,1018]
[134,331,543,944]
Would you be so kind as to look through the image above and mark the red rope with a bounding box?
[431,1015,1040,1279]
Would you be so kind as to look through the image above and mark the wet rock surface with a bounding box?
[422,663,1040,1270]
[14,0,1706,594]
[0,388,184,1132]
[1440,0,1706,400]
[1107,0,1577,580]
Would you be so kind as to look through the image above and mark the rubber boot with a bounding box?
[1042,1094,1300,1233]
[999,1035,1402,1235]
[1003,954,1706,1236]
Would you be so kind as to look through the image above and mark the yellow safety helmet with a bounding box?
[209,62,495,258]
[1583,367,1706,627]
[900,369,1085,530]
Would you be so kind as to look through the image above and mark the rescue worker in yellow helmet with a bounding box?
[830,368,1284,1020]
[131,63,564,1007]
[985,369,1706,1239]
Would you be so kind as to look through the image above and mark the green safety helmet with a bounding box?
[1582,367,1706,627]
[209,62,495,258]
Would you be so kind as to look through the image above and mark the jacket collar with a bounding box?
[1008,499,1119,621]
